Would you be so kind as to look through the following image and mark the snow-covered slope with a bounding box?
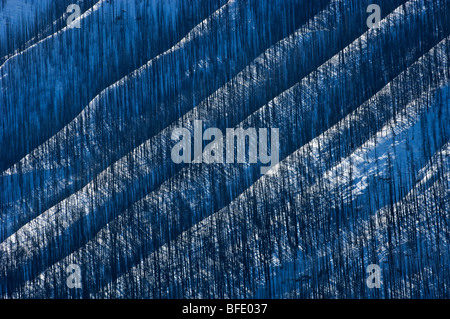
[0,0,449,299]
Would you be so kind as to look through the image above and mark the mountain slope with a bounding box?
[0,0,449,299]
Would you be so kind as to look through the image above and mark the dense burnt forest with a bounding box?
[1,0,449,298]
